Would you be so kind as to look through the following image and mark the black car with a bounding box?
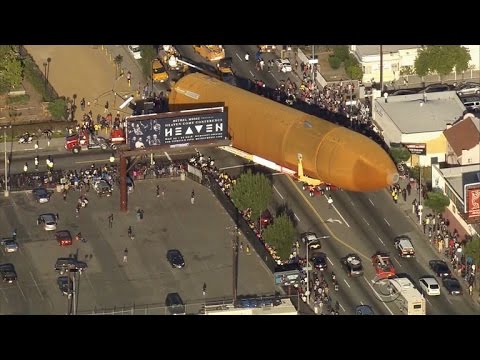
[55,257,88,275]
[429,260,451,278]
[165,293,186,315]
[420,83,451,93]
[32,187,51,203]
[57,276,73,297]
[0,263,17,283]
[341,253,364,277]
[355,305,375,315]
[167,249,185,269]
[310,251,328,271]
[442,277,462,295]
[392,90,416,96]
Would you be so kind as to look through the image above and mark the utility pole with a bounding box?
[379,45,384,94]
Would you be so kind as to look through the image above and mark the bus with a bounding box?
[388,277,426,315]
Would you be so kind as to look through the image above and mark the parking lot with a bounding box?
[0,177,276,314]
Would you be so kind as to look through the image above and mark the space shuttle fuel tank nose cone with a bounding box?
[351,157,399,192]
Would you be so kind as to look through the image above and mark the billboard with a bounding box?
[464,183,480,220]
[126,107,228,149]
[402,143,427,155]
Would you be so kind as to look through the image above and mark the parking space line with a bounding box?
[30,271,44,300]
[343,279,351,288]
[327,257,334,266]
[294,213,301,222]
[273,185,284,200]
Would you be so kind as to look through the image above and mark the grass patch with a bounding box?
[6,94,30,105]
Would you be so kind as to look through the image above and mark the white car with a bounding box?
[274,59,292,73]
[37,213,58,231]
[419,277,441,296]
[1,238,19,253]
[128,45,142,60]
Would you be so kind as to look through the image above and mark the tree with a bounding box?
[344,54,363,81]
[230,170,273,221]
[48,97,67,120]
[332,45,349,62]
[414,45,471,79]
[0,45,23,94]
[390,146,411,163]
[423,190,450,214]
[328,56,341,69]
[114,54,123,77]
[262,213,296,261]
[464,236,480,267]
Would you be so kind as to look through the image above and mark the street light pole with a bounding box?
[43,62,48,97]
[418,166,423,225]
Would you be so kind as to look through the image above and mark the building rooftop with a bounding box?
[441,165,480,199]
[374,91,466,133]
[355,45,422,58]
[444,116,480,156]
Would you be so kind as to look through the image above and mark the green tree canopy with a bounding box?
[390,146,411,163]
[423,190,450,214]
[332,45,349,62]
[0,45,23,94]
[262,213,296,261]
[230,170,273,221]
[344,54,364,81]
[414,45,471,78]
[464,235,480,267]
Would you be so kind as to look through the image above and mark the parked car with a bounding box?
[128,45,142,60]
[167,249,185,269]
[37,213,58,231]
[55,257,88,275]
[392,89,416,96]
[456,82,480,96]
[341,253,364,277]
[0,263,17,283]
[420,83,451,93]
[32,187,51,203]
[55,230,73,246]
[1,238,18,253]
[418,277,441,296]
[429,260,451,278]
[442,276,462,295]
[165,293,186,315]
[274,59,292,73]
[57,276,73,297]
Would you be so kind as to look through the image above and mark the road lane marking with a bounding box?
[273,185,284,199]
[339,303,345,312]
[446,297,453,304]
[343,279,351,288]
[425,297,432,306]
[363,276,394,315]
[76,159,109,164]
[393,257,402,267]
[362,217,370,226]
[249,70,255,77]
[270,73,277,81]
[1,288,8,303]
[327,257,334,266]
[369,198,375,206]
[17,283,27,302]
[30,271,44,301]
[350,201,355,206]
[284,175,368,260]
[235,53,243,61]
[360,301,364,305]
[164,151,172,162]
[84,272,97,298]
[294,213,301,222]
[331,204,351,227]
[378,237,385,245]
[384,218,391,227]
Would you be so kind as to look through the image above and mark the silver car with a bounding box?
[37,213,58,231]
[456,82,480,96]
[1,238,18,253]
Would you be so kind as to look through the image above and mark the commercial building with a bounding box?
[372,91,466,166]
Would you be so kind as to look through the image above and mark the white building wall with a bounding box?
[460,144,480,165]
[398,48,420,68]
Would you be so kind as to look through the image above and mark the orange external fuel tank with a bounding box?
[169,73,398,192]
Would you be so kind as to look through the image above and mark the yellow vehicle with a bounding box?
[193,45,225,62]
[216,57,236,86]
[258,45,276,53]
[152,58,169,83]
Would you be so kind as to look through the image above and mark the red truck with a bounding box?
[65,129,124,154]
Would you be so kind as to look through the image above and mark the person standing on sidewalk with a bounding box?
[191,190,195,205]
[123,248,128,263]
